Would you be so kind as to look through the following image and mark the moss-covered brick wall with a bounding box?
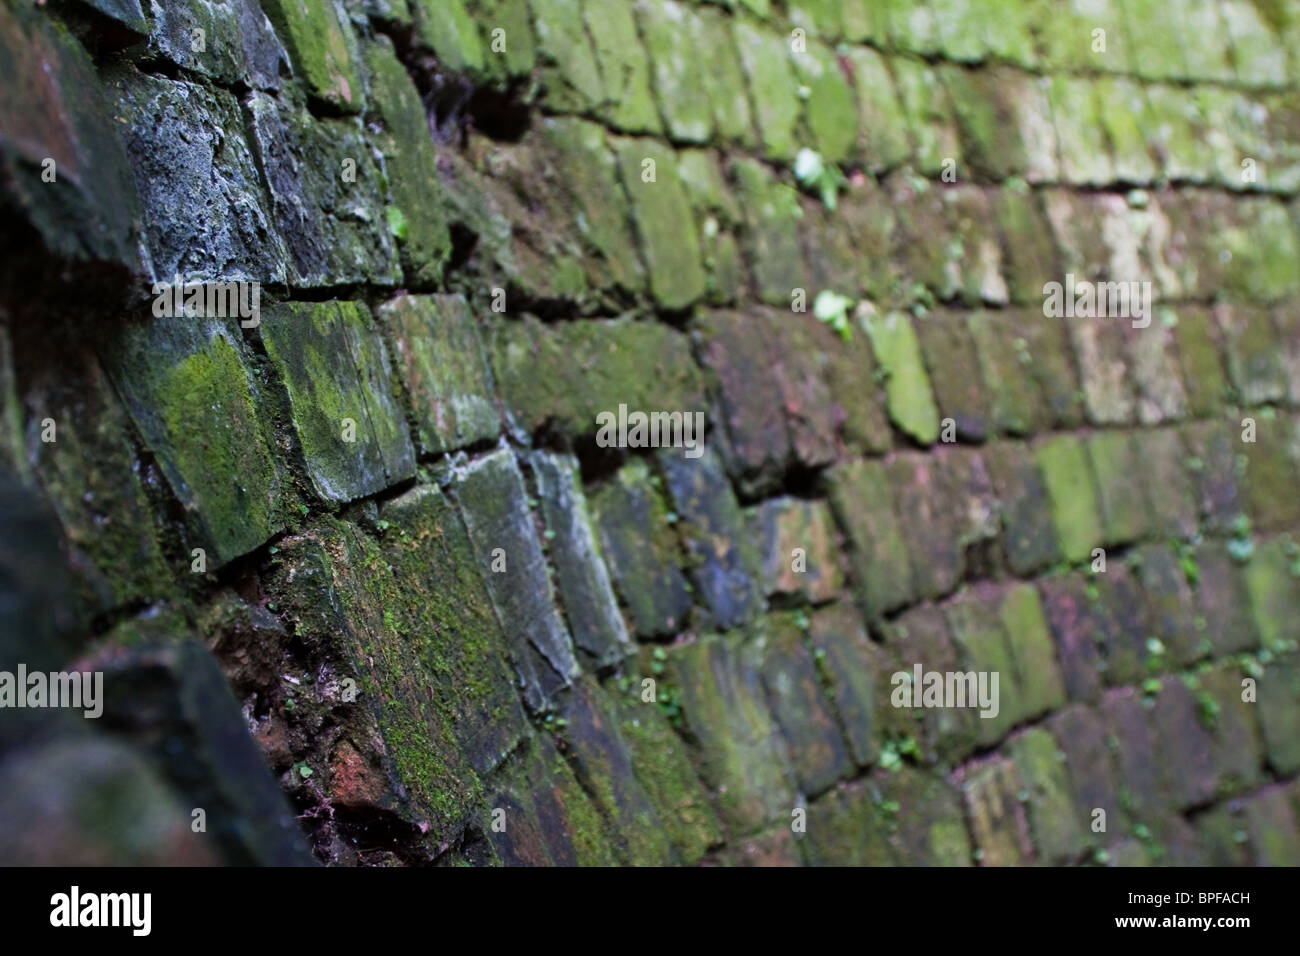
[1,0,1299,866]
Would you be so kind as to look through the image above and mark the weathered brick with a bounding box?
[531,452,631,669]
[1038,576,1106,704]
[1086,430,1151,546]
[985,441,1062,576]
[1257,651,1300,776]
[448,450,581,711]
[378,294,498,455]
[751,497,843,604]
[588,458,693,640]
[1035,435,1105,564]
[1007,727,1088,864]
[810,602,893,768]
[951,755,1032,865]
[260,302,415,502]
[761,615,853,795]
[862,310,942,445]
[827,459,916,619]
[668,633,797,834]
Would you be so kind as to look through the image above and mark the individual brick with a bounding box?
[1134,427,1199,539]
[1110,561,1166,681]
[667,633,798,834]
[259,301,415,502]
[531,452,631,669]
[1034,435,1105,564]
[1061,319,1137,426]
[448,449,581,712]
[800,781,897,865]
[1243,786,1300,865]
[613,138,707,310]
[410,0,484,73]
[378,294,498,456]
[730,158,805,306]
[673,149,748,305]
[1200,661,1266,795]
[812,602,894,767]
[732,19,800,162]
[146,0,289,90]
[489,315,704,441]
[1132,543,1201,667]
[1215,303,1289,406]
[246,95,401,287]
[364,39,453,288]
[485,733,616,865]
[862,310,942,445]
[1086,430,1151,546]
[611,683,724,864]
[884,0,942,54]
[761,615,853,795]
[765,304,844,468]
[998,582,1067,720]
[693,309,789,490]
[1194,803,1252,866]
[1095,76,1158,183]
[879,766,972,866]
[1172,306,1231,417]
[111,73,286,285]
[588,458,693,639]
[1047,76,1115,186]
[1102,687,1166,820]
[1243,536,1300,652]
[583,0,659,134]
[994,184,1061,304]
[261,0,364,112]
[1029,0,1132,72]
[985,442,1062,576]
[374,485,530,776]
[914,310,990,441]
[102,317,289,565]
[886,452,965,601]
[696,7,759,149]
[715,828,802,867]
[1220,0,1289,87]
[1240,413,1300,530]
[542,119,646,297]
[634,0,712,143]
[1195,542,1261,657]
[1007,727,1088,864]
[887,448,1000,602]
[25,345,172,608]
[944,587,1021,745]
[528,0,604,113]
[1144,84,1213,183]
[882,604,978,763]
[842,48,912,173]
[1148,677,1219,810]
[891,183,1008,306]
[1125,318,1189,424]
[750,497,843,604]
[557,678,676,864]
[791,41,858,165]
[890,57,961,177]
[1181,420,1243,534]
[1206,198,1300,301]
[967,309,1051,437]
[951,755,1032,865]
[1257,652,1300,776]
[476,0,536,81]
[1047,704,1120,844]
[1039,576,1108,703]
[659,448,763,632]
[827,459,916,619]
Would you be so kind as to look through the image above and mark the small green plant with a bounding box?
[1227,514,1255,563]
[793,148,847,210]
[879,736,918,772]
[812,289,854,342]
[294,762,313,779]
[1196,691,1221,730]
